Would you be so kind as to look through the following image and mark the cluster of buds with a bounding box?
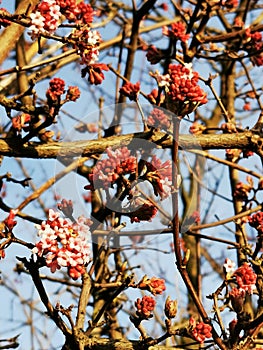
[86,147,137,190]
[244,29,263,67]
[29,0,61,38]
[56,0,94,24]
[151,65,207,116]
[137,276,166,295]
[232,262,257,294]
[85,147,172,223]
[119,81,141,101]
[69,26,101,66]
[32,208,91,280]
[46,77,65,104]
[86,147,172,198]
[135,295,156,319]
[29,1,107,82]
[147,89,165,105]
[166,64,208,115]
[162,21,190,43]
[189,317,212,343]
[146,108,172,131]
[46,77,80,108]
[225,259,257,293]
[223,259,257,313]
[0,209,18,259]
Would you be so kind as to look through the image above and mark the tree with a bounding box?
[0,0,262,349]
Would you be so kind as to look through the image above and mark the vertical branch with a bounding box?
[16,35,31,104]
[106,0,158,134]
[195,159,202,300]
[172,117,183,268]
[172,116,227,350]
[0,0,39,65]
[75,271,92,330]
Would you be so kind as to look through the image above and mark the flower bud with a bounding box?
[164,296,177,319]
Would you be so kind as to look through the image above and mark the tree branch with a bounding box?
[0,131,259,159]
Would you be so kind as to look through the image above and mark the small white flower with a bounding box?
[223,258,236,274]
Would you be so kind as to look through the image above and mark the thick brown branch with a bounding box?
[0,0,39,65]
[0,131,258,159]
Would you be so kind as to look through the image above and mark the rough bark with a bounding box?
[0,131,260,159]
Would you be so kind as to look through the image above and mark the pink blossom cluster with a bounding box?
[86,147,172,222]
[162,21,190,43]
[29,0,95,38]
[223,259,256,313]
[189,317,212,343]
[146,108,171,130]
[86,148,172,197]
[152,64,207,115]
[29,0,61,38]
[233,262,257,294]
[29,1,105,80]
[32,209,91,280]
[86,147,137,189]
[167,64,207,104]
[135,295,156,319]
[56,0,94,24]
[70,27,101,65]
